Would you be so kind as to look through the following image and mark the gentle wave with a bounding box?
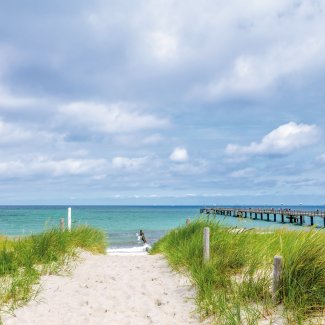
[107,244,151,256]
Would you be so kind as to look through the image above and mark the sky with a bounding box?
[0,0,325,205]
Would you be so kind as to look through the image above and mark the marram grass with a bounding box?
[0,225,107,318]
[151,218,325,324]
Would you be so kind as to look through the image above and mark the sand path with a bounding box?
[3,252,200,325]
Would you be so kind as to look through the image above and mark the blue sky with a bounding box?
[1,0,325,205]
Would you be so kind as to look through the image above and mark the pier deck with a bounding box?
[200,207,325,227]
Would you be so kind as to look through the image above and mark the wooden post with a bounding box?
[186,218,191,225]
[203,227,210,263]
[60,218,64,231]
[67,207,72,231]
[272,255,283,302]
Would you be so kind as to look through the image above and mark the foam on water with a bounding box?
[107,244,151,256]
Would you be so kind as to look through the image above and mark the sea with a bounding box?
[0,205,324,250]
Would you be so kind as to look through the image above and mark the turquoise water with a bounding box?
[0,205,324,248]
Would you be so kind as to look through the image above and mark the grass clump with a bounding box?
[0,225,107,316]
[151,218,325,324]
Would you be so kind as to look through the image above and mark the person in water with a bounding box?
[139,229,147,244]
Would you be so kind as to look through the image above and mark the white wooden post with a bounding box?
[203,227,210,262]
[272,255,283,302]
[67,207,72,231]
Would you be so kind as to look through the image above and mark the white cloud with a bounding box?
[229,168,255,178]
[226,122,320,156]
[71,149,89,157]
[59,101,168,134]
[113,133,163,147]
[169,160,207,175]
[0,119,31,143]
[0,46,39,109]
[149,31,179,61]
[112,156,148,170]
[142,134,163,144]
[0,86,37,108]
[316,154,325,163]
[0,157,106,178]
[178,0,325,101]
[169,147,189,162]
[0,118,65,146]
[194,37,325,100]
[37,158,106,176]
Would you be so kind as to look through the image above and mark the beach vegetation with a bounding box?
[0,225,107,318]
[151,218,325,324]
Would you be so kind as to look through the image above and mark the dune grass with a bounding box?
[151,218,325,324]
[0,225,107,317]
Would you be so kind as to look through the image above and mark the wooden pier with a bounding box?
[200,207,325,227]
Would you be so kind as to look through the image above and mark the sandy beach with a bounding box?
[2,252,200,325]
